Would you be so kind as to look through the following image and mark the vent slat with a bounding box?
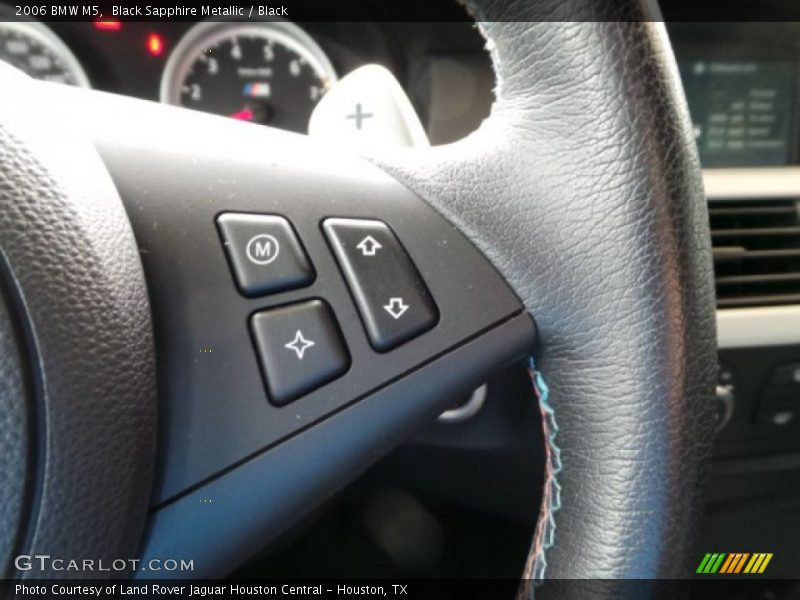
[713,248,800,259]
[710,198,800,309]
[712,227,800,237]
[710,206,798,216]
[716,273,800,285]
[718,293,800,308]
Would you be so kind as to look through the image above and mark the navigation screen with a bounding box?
[680,61,797,167]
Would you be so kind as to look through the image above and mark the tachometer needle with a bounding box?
[229,107,254,121]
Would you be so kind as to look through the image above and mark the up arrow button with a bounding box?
[356,235,382,256]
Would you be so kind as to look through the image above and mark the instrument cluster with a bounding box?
[0,12,493,144]
[0,16,364,133]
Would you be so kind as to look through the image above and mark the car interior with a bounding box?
[1,1,800,598]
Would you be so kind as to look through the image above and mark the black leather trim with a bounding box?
[372,2,718,584]
[0,75,157,577]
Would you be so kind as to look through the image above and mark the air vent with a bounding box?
[710,198,800,308]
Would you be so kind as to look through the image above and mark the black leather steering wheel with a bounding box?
[0,1,717,596]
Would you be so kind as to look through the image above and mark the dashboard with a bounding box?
[3,18,800,168]
[671,23,800,168]
[680,57,795,168]
[0,15,492,144]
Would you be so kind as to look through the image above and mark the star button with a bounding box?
[284,330,315,360]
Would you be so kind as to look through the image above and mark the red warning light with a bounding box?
[94,18,121,31]
[146,33,164,57]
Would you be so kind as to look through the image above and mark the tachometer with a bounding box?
[160,21,336,133]
[0,21,89,86]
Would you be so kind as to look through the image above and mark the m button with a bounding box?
[217,213,314,297]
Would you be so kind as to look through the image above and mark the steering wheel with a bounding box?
[0,0,717,595]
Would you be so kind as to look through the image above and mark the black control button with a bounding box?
[251,300,349,406]
[769,363,800,387]
[758,384,799,431]
[323,218,438,352]
[759,407,799,429]
[217,213,314,297]
[718,362,735,387]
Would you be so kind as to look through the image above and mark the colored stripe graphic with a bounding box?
[744,554,760,574]
[696,554,713,574]
[721,553,737,574]
[733,553,750,573]
[744,553,773,574]
[719,554,736,573]
[758,554,773,573]
[711,553,726,573]
[697,553,727,574]
[718,553,737,573]
[698,553,773,574]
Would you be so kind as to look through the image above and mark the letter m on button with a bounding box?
[246,234,280,265]
[254,240,273,258]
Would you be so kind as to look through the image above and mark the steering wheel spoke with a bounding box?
[0,79,536,575]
